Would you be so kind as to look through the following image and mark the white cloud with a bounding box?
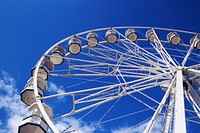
[54,117,102,133]
[0,70,28,133]
[48,82,65,94]
[56,117,95,133]
[47,82,65,100]
[111,117,163,133]
[46,83,105,132]
[7,115,24,132]
[0,70,101,133]
[0,70,165,133]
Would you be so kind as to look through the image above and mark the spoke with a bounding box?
[96,97,121,124]
[151,28,177,67]
[52,40,175,78]
[162,87,175,133]
[76,71,172,103]
[61,104,102,133]
[50,73,171,79]
[143,46,200,64]
[186,119,200,124]
[189,64,200,69]
[64,76,116,87]
[63,107,156,133]
[187,68,200,76]
[114,55,162,111]
[114,29,168,66]
[186,92,200,117]
[43,70,172,102]
[128,94,156,111]
[92,107,155,126]
[41,83,120,100]
[93,47,118,60]
[82,48,119,63]
[76,80,167,105]
[144,75,176,133]
[75,85,117,104]
[95,42,160,67]
[53,95,121,120]
[182,35,198,66]
[185,109,200,114]
[64,57,112,66]
[52,79,167,121]
[185,80,200,112]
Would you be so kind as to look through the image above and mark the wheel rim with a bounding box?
[21,26,200,133]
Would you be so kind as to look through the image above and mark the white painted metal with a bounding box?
[185,92,200,119]
[33,61,59,133]
[162,88,175,133]
[187,68,200,76]
[151,28,177,67]
[21,26,200,133]
[187,89,200,112]
[174,67,186,133]
[144,76,175,133]
[182,35,197,66]
[114,29,170,67]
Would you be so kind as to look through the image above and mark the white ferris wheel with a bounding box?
[18,26,200,133]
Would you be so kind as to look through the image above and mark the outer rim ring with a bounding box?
[33,26,200,133]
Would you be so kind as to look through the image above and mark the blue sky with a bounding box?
[0,0,200,133]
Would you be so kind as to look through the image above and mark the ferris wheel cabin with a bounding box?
[106,29,118,44]
[20,77,47,106]
[87,32,98,48]
[50,46,66,65]
[125,28,138,42]
[18,103,52,133]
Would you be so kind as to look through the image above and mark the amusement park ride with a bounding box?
[18,26,200,133]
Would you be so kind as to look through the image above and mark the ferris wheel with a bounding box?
[18,26,200,133]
